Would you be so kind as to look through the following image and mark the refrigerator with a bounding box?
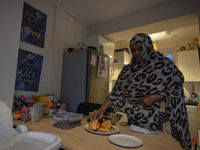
[60,49,110,112]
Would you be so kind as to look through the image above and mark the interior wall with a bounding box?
[15,0,57,98]
[0,0,90,110]
[64,14,90,52]
[0,0,24,108]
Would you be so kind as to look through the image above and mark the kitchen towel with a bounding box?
[130,124,158,135]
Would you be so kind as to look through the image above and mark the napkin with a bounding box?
[130,124,158,135]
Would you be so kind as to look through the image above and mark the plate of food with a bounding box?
[85,119,120,135]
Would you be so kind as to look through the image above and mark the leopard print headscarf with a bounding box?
[107,33,191,149]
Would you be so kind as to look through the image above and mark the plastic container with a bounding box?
[46,94,54,101]
[21,105,30,121]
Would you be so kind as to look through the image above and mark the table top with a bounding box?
[14,116,182,150]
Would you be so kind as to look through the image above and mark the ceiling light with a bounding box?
[149,31,171,41]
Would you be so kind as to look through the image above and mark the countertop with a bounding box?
[14,116,182,150]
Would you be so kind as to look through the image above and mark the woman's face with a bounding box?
[131,42,144,62]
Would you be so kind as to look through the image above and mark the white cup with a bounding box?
[16,125,28,133]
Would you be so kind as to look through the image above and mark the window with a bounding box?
[165,54,173,61]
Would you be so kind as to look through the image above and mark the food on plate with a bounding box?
[88,118,116,132]
[118,122,128,126]
[97,120,115,132]
[88,119,101,130]
[107,113,117,117]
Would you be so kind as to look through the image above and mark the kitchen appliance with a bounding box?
[60,49,110,112]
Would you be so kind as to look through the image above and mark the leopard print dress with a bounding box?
[107,33,191,149]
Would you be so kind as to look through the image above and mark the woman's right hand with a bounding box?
[89,109,104,121]
[89,100,112,121]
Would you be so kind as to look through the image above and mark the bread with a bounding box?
[97,120,115,132]
[88,119,101,130]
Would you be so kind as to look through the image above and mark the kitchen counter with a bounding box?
[14,116,182,150]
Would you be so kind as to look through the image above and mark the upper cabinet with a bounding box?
[177,49,200,82]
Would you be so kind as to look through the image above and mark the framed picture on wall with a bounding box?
[20,3,47,48]
[15,49,43,92]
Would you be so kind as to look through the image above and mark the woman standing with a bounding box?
[90,33,191,149]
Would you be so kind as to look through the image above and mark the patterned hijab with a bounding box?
[107,33,191,149]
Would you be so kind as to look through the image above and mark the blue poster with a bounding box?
[15,49,43,92]
[20,3,47,48]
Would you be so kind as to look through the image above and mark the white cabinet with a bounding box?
[177,49,200,81]
[115,48,131,65]
[186,105,200,146]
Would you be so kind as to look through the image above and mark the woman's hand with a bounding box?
[139,94,164,106]
[89,109,104,121]
[89,100,112,121]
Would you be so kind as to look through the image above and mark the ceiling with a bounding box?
[53,0,199,49]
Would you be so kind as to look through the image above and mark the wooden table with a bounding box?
[14,116,182,150]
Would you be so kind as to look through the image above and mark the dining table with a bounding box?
[14,115,182,150]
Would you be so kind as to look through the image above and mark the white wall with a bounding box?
[16,0,57,98]
[64,14,90,51]
[0,0,90,109]
[0,0,24,108]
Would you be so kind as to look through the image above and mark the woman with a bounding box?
[90,33,191,149]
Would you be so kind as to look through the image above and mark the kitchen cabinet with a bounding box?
[186,105,200,146]
[114,48,131,65]
[177,49,200,82]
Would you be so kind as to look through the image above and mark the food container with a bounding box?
[103,112,122,124]
[60,102,66,110]
[46,94,54,101]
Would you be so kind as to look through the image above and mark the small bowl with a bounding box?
[103,112,122,124]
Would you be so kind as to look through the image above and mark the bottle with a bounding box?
[56,102,61,114]
[21,105,30,121]
[189,84,197,102]
[52,99,57,113]
[27,103,33,120]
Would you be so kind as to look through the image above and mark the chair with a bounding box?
[77,102,114,115]
[77,102,102,115]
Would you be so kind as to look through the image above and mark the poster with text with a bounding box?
[20,3,47,48]
[15,49,43,92]
[97,56,108,78]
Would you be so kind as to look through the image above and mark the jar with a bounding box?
[60,102,66,110]
[49,109,53,117]
[44,107,50,115]
[46,94,54,101]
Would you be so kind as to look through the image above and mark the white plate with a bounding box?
[108,134,143,148]
[85,124,120,135]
